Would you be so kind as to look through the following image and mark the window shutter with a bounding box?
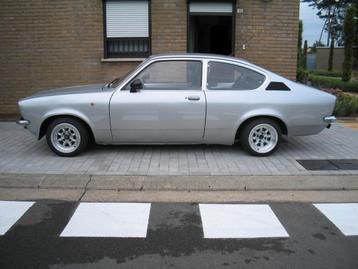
[106,1,149,38]
[189,2,233,13]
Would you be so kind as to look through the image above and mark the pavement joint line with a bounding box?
[78,175,92,202]
[37,175,46,189]
[0,185,87,190]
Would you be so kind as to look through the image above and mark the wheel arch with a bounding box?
[39,114,95,142]
[235,115,288,141]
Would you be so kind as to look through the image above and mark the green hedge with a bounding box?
[309,70,342,78]
[308,74,358,93]
[334,94,358,117]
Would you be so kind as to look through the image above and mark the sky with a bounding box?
[300,2,328,46]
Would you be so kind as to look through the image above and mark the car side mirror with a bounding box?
[130,79,143,93]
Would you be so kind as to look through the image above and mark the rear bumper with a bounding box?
[323,116,336,123]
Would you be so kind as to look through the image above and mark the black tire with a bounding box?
[46,117,90,157]
[239,118,282,157]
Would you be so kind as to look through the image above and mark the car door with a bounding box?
[110,59,206,143]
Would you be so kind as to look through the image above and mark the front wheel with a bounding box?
[240,119,281,157]
[46,117,89,157]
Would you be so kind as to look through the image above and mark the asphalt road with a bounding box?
[1,200,358,269]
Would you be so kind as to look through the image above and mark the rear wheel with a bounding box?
[240,118,281,156]
[46,117,89,157]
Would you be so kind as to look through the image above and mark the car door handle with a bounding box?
[186,96,200,101]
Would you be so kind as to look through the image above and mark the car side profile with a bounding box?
[17,54,337,157]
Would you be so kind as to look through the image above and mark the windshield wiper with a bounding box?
[107,77,122,88]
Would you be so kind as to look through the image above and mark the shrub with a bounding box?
[296,68,308,83]
[308,74,358,93]
[321,88,345,99]
[334,94,358,117]
[309,70,342,78]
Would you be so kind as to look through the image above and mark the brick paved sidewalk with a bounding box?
[0,122,357,176]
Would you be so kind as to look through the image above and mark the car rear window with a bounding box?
[207,62,265,90]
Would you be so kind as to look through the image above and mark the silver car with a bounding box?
[17,53,336,157]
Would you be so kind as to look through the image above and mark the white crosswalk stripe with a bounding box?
[199,204,289,239]
[60,202,151,238]
[314,203,358,236]
[2,200,358,239]
[0,201,34,235]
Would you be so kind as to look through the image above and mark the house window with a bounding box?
[104,0,150,58]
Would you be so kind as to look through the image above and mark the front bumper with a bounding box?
[16,118,30,128]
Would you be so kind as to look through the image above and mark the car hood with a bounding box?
[23,83,106,100]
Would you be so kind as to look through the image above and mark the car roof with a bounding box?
[149,53,251,64]
[147,53,271,74]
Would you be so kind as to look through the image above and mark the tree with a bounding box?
[297,20,303,69]
[303,0,358,73]
[342,5,356,81]
[302,0,350,45]
[328,36,335,71]
[296,21,305,82]
[303,40,308,70]
[355,2,358,64]
[303,0,347,72]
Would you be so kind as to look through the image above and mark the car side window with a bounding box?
[127,60,202,90]
[207,61,265,90]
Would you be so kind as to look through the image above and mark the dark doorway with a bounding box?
[188,15,232,55]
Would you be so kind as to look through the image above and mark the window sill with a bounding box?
[101,58,146,63]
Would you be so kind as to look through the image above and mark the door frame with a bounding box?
[187,0,237,56]
[109,58,207,143]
